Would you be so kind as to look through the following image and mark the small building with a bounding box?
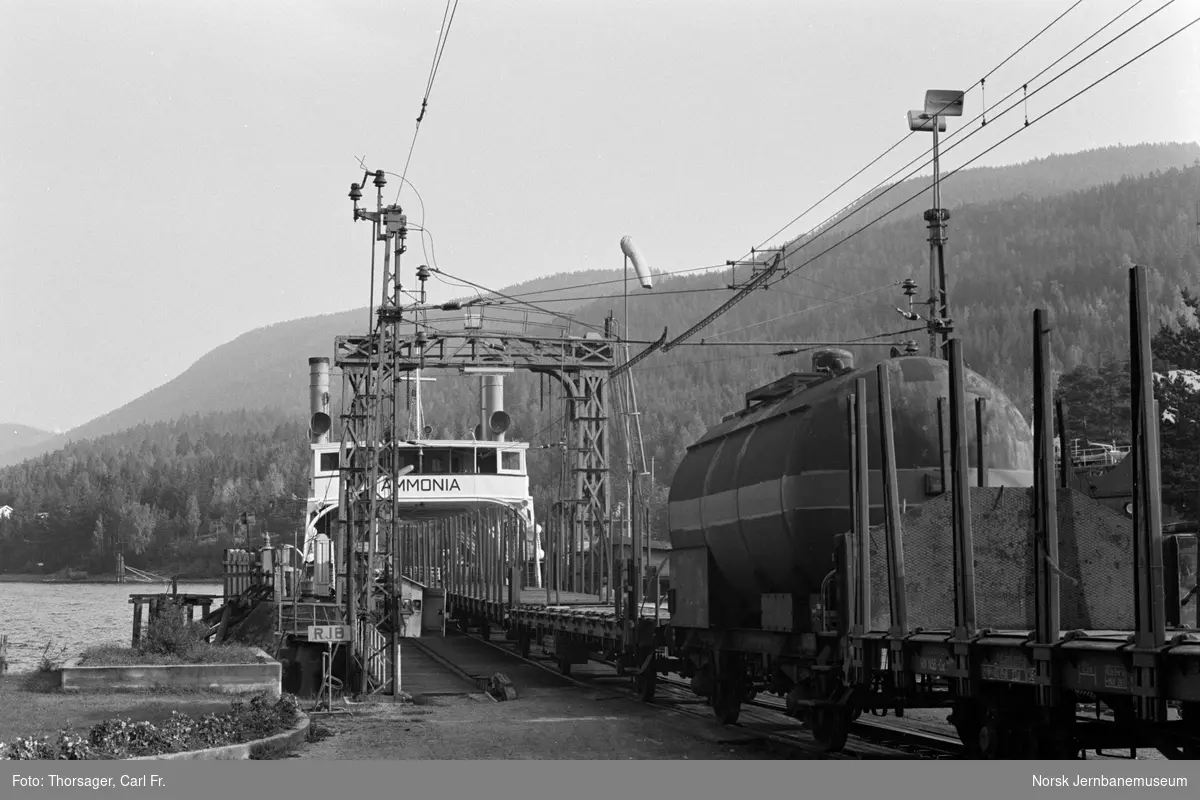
[0,505,12,519]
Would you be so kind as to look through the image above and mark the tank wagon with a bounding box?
[658,340,1200,759]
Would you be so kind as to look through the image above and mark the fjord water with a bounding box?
[1,581,222,673]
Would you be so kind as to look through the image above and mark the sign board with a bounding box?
[308,625,351,643]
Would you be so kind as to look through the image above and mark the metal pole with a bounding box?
[877,364,908,635]
[948,339,977,636]
[1129,264,1167,724]
[975,398,988,487]
[1032,309,1060,648]
[854,379,871,632]
[1056,398,1070,490]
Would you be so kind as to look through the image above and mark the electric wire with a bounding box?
[644,1,1192,354]
[730,0,1086,269]
[766,0,1190,291]
[397,0,462,200]
[702,282,902,340]
[761,0,1169,289]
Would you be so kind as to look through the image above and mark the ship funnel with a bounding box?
[811,348,854,374]
[620,236,653,289]
[489,410,511,435]
[309,357,331,443]
[481,374,507,441]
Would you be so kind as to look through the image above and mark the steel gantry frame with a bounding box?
[335,329,617,595]
[333,170,617,695]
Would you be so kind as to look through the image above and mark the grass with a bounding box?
[78,642,264,667]
[0,671,242,743]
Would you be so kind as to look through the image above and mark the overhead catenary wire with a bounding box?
[720,0,1143,301]
[761,0,1169,290]
[429,267,608,334]
[397,0,462,200]
[729,0,1086,268]
[644,2,1192,357]
[765,0,1186,291]
[702,281,902,340]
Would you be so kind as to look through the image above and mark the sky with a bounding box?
[2,0,1198,432]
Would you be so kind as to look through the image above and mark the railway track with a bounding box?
[451,627,963,759]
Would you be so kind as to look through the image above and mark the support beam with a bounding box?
[1032,308,1061,708]
[947,338,977,637]
[1128,264,1167,723]
[877,364,908,636]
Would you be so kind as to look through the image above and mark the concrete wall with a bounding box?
[61,648,281,697]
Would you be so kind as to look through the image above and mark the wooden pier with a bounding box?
[129,592,221,647]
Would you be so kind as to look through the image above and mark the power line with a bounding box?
[770,5,1198,291]
[702,282,902,340]
[758,0,1178,288]
[397,0,463,199]
[734,0,1145,305]
[436,1,1084,312]
[430,267,608,334]
[731,0,1086,268]
[642,6,1198,358]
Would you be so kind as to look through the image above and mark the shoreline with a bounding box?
[0,573,222,584]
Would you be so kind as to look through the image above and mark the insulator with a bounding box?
[904,340,920,354]
[373,170,387,188]
[901,278,918,297]
[417,265,431,282]
[349,183,362,202]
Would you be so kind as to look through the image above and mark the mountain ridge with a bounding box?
[3,141,1197,468]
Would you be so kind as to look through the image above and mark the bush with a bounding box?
[141,602,208,659]
[0,692,301,761]
[79,642,261,667]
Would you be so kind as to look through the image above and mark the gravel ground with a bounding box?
[293,686,787,760]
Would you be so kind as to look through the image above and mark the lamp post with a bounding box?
[908,89,964,359]
[618,236,653,617]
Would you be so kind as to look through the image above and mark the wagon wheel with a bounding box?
[977,705,1007,759]
[949,701,985,757]
[633,648,658,702]
[711,677,742,725]
[811,707,851,753]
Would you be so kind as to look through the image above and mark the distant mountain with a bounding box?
[799,141,1200,240]
[4,149,1200,574]
[0,424,56,460]
[2,142,1197,471]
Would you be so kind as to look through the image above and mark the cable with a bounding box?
[703,282,901,340]
[763,0,1166,287]
[768,4,1198,291]
[397,0,462,199]
[731,0,1086,269]
[645,6,1198,355]
[430,268,608,334]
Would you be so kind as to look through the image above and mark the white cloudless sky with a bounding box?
[2,0,1198,431]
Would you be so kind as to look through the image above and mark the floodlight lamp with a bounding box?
[924,90,964,118]
[907,110,947,132]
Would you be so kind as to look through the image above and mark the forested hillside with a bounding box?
[4,143,1194,472]
[3,145,1200,576]
[0,410,309,577]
